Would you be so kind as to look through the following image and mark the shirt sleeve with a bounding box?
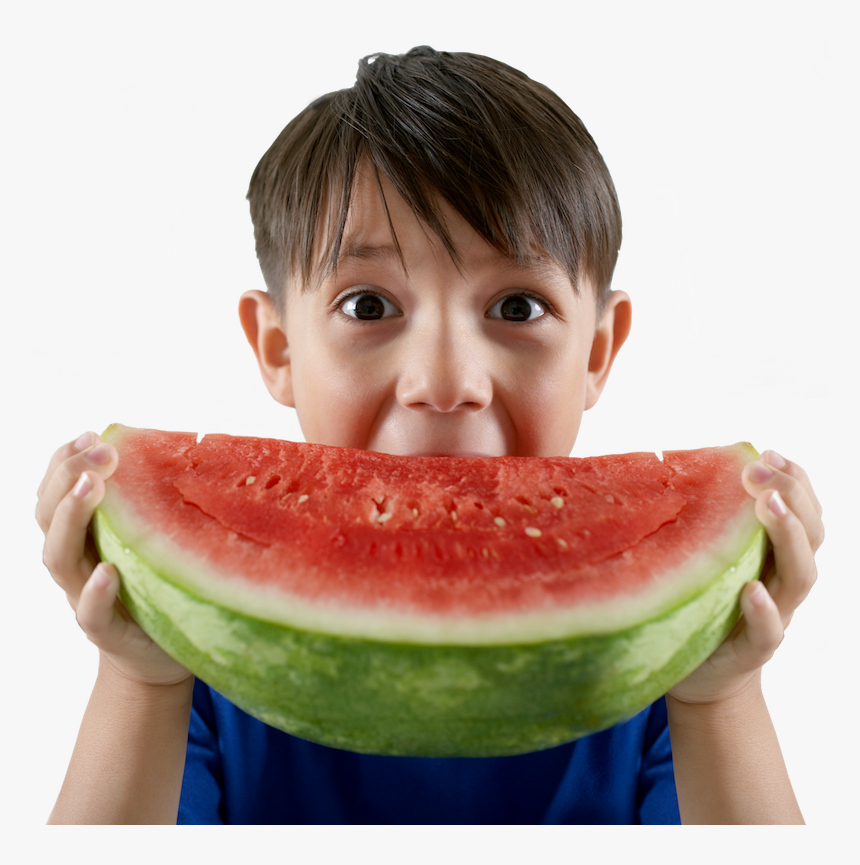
[636,697,681,824]
[177,678,225,825]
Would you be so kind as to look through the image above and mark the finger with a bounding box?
[753,487,817,629]
[35,436,117,534]
[76,563,125,649]
[731,580,785,671]
[42,469,107,604]
[760,450,823,520]
[36,432,99,501]
[743,453,824,552]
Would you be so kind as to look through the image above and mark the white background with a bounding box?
[2,0,857,834]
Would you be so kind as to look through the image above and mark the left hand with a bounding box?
[667,449,823,705]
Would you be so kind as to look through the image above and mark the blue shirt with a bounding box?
[178,679,680,824]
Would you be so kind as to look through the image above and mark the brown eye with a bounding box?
[488,295,546,322]
[340,292,399,320]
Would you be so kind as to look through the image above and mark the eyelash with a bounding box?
[487,291,553,322]
[332,289,401,321]
[332,288,555,322]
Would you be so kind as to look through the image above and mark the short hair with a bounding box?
[247,46,622,317]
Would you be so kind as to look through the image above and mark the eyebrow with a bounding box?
[338,243,402,266]
[336,242,560,280]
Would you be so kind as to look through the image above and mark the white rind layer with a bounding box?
[97,485,766,645]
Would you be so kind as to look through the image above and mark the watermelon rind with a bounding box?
[92,504,767,757]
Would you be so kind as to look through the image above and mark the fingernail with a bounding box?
[768,489,788,517]
[749,581,768,606]
[749,463,774,484]
[765,450,786,469]
[73,472,93,499]
[86,443,110,466]
[91,564,111,588]
[75,432,97,451]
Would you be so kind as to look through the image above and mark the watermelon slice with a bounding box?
[91,425,768,757]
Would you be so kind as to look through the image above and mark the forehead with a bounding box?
[313,164,572,289]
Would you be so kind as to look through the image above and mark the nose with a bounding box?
[396,319,493,413]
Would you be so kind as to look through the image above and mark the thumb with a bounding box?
[75,563,123,647]
[734,580,785,670]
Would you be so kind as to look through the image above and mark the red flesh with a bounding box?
[107,428,751,617]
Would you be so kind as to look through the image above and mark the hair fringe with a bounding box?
[248,47,621,318]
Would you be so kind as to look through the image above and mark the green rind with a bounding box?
[92,509,768,757]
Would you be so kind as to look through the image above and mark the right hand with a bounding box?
[37,432,191,687]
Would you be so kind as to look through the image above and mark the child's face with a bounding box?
[241,165,630,458]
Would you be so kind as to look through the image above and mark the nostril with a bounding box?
[404,399,485,414]
[397,368,493,413]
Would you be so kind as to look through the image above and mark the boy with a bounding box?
[37,47,821,823]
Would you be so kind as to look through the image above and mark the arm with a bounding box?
[666,450,821,824]
[49,661,193,824]
[38,433,193,824]
[667,676,802,824]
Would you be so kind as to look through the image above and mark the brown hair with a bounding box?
[247,46,622,317]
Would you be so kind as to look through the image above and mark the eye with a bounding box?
[339,291,400,321]
[487,294,547,322]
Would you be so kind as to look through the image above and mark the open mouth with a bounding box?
[397,451,499,459]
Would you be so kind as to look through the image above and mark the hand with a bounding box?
[36,432,191,687]
[667,449,823,706]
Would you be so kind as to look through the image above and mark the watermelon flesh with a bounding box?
[92,425,768,756]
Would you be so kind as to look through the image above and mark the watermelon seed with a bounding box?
[494,517,506,528]
[550,496,565,509]
[298,494,309,504]
[377,512,393,524]
[450,511,458,522]
[555,537,569,550]
[412,508,419,518]
[525,527,542,538]
[604,494,615,504]
[245,476,256,485]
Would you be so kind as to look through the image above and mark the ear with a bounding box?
[585,290,632,410]
[238,290,295,407]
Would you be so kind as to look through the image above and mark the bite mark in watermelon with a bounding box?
[92,425,768,756]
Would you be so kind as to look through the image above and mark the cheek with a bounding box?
[291,340,390,447]
[512,346,591,454]
[519,342,590,404]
